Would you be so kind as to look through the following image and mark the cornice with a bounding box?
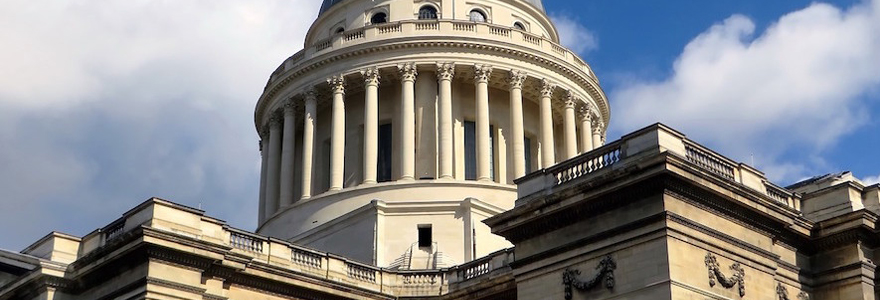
[255,38,609,129]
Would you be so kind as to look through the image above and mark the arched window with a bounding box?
[371,12,387,24]
[469,10,486,22]
[335,27,345,34]
[418,6,437,20]
[513,22,526,30]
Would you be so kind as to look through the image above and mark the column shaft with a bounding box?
[509,70,526,179]
[579,109,594,153]
[301,91,317,199]
[329,75,346,190]
[437,63,455,179]
[363,68,380,184]
[539,81,555,167]
[399,63,417,180]
[265,116,283,218]
[258,135,268,223]
[279,104,297,207]
[563,94,578,160]
[592,121,604,148]
[475,65,492,181]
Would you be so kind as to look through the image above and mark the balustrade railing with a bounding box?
[344,29,365,42]
[489,25,510,37]
[229,230,264,253]
[415,21,439,31]
[292,247,323,268]
[263,20,600,95]
[378,23,402,34]
[453,22,476,32]
[104,220,124,242]
[550,142,623,185]
[684,142,735,180]
[461,258,491,280]
[347,262,378,283]
[401,273,438,285]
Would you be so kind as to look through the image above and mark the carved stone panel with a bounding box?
[562,255,616,300]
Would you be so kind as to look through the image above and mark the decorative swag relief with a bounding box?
[562,255,616,300]
[705,253,745,297]
[777,282,810,300]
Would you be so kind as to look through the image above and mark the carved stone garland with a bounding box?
[777,283,789,300]
[562,255,616,300]
[705,253,745,297]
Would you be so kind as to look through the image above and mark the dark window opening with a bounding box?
[418,224,432,247]
[513,22,525,30]
[335,27,345,34]
[524,136,533,174]
[378,123,393,182]
[371,12,387,24]
[464,121,495,181]
[418,6,438,20]
[465,121,476,180]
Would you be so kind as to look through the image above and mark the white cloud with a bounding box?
[863,175,880,185]
[0,0,319,249]
[611,0,880,182]
[550,14,598,54]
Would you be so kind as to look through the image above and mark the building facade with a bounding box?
[2,0,880,299]
[254,0,609,268]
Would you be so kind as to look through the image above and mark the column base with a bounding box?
[398,176,415,181]
[362,180,377,185]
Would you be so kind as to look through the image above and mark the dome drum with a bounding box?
[254,0,609,269]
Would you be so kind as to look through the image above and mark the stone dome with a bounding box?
[318,0,545,16]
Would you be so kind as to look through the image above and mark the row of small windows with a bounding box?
[364,6,526,30]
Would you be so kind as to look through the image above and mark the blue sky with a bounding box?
[0,0,877,250]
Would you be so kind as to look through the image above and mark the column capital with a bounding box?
[361,67,381,86]
[328,75,346,94]
[474,64,493,83]
[269,112,284,128]
[304,87,317,104]
[259,127,269,139]
[508,70,527,90]
[564,91,576,108]
[578,105,593,120]
[592,119,604,134]
[283,99,296,115]
[436,62,455,81]
[541,79,555,97]
[398,63,418,82]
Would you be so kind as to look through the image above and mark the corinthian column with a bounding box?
[265,113,283,218]
[474,65,493,181]
[539,80,555,167]
[399,63,417,181]
[437,62,455,180]
[508,70,527,179]
[579,106,594,153]
[258,131,268,223]
[301,89,317,199]
[279,101,298,207]
[563,92,578,160]
[592,120,604,148]
[362,68,380,184]
[328,75,346,190]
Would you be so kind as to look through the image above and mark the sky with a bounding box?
[0,0,878,250]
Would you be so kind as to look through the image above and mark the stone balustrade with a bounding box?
[266,19,598,91]
[56,198,516,297]
[515,123,803,212]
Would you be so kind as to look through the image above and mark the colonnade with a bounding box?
[257,63,606,221]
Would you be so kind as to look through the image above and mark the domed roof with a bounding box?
[318,0,544,16]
